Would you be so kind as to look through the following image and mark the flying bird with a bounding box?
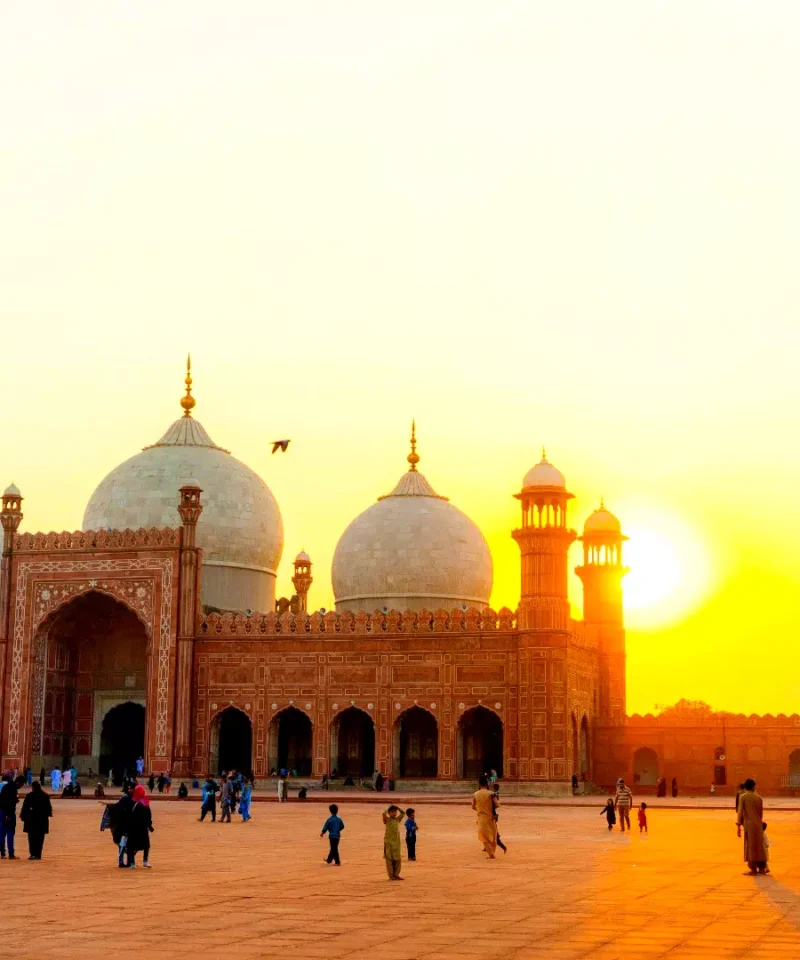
[271,440,291,454]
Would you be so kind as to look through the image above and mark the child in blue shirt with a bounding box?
[404,807,418,861]
[320,803,345,865]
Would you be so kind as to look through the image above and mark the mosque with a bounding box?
[1,368,797,793]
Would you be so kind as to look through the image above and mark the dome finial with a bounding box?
[180,353,196,418]
[407,419,420,472]
[599,494,605,509]
[541,446,547,461]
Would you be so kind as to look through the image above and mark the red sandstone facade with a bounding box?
[1,482,798,793]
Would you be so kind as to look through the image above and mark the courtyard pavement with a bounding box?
[1,800,798,959]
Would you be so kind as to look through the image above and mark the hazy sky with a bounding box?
[2,2,799,715]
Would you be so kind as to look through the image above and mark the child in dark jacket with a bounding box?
[601,799,616,831]
[320,803,345,865]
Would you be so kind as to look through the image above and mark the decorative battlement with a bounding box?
[198,605,518,637]
[13,527,181,553]
[627,711,800,727]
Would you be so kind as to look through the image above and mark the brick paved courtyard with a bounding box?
[1,800,798,959]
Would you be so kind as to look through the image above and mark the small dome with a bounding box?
[295,550,311,563]
[3,483,21,497]
[584,501,621,534]
[522,451,565,489]
[332,428,492,612]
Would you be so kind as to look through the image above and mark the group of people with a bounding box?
[656,777,678,798]
[101,781,154,868]
[199,771,254,823]
[318,802,420,878]
[601,779,647,833]
[1,774,54,860]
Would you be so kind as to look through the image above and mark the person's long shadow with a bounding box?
[754,876,800,930]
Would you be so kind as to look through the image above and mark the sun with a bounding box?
[619,508,713,629]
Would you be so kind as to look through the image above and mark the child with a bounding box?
[492,783,507,854]
[601,799,616,831]
[320,803,344,865]
[763,822,770,874]
[404,808,418,861]
[383,805,404,880]
[638,802,648,833]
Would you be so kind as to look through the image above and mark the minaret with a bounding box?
[292,551,313,613]
[0,484,24,725]
[512,451,576,630]
[575,499,628,723]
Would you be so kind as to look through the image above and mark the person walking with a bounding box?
[615,778,633,832]
[472,775,497,859]
[737,779,767,875]
[20,782,53,860]
[50,767,61,793]
[136,757,144,777]
[277,774,286,803]
[601,798,616,831]
[127,784,154,868]
[491,783,507,854]
[671,777,678,798]
[106,782,134,868]
[0,774,20,859]
[219,775,233,822]
[239,778,253,822]
[382,805,404,880]
[200,776,218,822]
[320,803,344,865]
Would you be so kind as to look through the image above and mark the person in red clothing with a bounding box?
[638,802,648,833]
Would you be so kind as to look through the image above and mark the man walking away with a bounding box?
[219,775,233,823]
[615,778,633,832]
[21,782,53,860]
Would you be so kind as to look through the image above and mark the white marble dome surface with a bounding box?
[584,503,621,534]
[522,453,565,489]
[83,413,283,613]
[332,468,493,613]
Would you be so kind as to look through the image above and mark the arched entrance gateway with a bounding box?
[100,702,145,781]
[457,706,503,780]
[268,707,312,776]
[394,707,438,778]
[210,707,253,776]
[30,592,148,776]
[331,707,375,777]
[633,747,659,786]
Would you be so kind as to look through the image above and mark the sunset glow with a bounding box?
[2,2,800,721]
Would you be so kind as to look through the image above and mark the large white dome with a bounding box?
[84,386,283,613]
[332,447,493,613]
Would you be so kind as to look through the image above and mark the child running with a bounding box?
[638,802,648,834]
[383,805,404,880]
[601,798,616,831]
[404,808,418,861]
[320,803,344,865]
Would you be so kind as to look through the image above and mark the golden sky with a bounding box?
[2,3,799,716]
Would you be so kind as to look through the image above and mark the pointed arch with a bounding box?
[268,706,313,776]
[330,706,375,777]
[393,706,438,778]
[457,705,503,779]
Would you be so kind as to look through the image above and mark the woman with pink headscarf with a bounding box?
[127,784,154,868]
